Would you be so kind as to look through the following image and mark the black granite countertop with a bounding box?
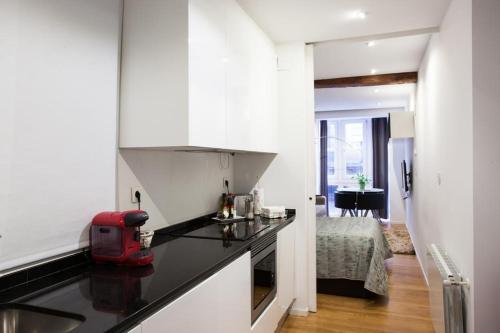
[0,211,295,333]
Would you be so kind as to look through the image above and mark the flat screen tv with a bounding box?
[401,160,411,194]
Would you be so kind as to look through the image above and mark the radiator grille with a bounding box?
[251,233,276,257]
[427,244,466,333]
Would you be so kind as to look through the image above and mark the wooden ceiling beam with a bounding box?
[314,72,418,89]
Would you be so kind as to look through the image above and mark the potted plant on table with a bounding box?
[353,174,370,192]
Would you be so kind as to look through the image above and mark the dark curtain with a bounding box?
[320,120,329,215]
[372,117,389,219]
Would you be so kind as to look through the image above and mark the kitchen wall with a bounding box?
[407,0,474,329]
[118,150,234,231]
[234,43,317,314]
[0,0,236,273]
[0,0,121,271]
[472,0,500,331]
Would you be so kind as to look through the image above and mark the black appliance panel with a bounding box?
[172,221,270,241]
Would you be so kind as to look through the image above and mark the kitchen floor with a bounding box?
[279,254,434,333]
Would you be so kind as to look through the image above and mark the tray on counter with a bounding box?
[212,216,246,224]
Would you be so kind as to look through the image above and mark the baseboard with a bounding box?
[414,247,429,287]
[289,306,309,317]
[405,224,429,287]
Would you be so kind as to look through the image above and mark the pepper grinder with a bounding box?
[245,196,254,220]
[253,187,264,215]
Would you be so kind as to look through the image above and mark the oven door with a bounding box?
[251,241,277,324]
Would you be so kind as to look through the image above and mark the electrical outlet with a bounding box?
[130,186,142,203]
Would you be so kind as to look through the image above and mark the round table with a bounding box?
[336,187,384,193]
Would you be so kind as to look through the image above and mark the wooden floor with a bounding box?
[280,254,435,333]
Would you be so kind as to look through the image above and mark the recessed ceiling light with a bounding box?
[366,41,376,47]
[350,10,367,20]
[370,69,377,75]
[374,88,380,93]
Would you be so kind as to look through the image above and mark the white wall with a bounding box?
[472,0,500,331]
[388,140,408,224]
[0,0,121,272]
[234,43,316,314]
[408,0,474,329]
[118,150,234,231]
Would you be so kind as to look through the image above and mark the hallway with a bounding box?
[280,254,434,333]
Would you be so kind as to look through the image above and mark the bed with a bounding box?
[316,216,393,297]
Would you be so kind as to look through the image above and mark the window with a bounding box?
[344,121,365,176]
[316,118,373,212]
[323,118,372,187]
[326,122,336,177]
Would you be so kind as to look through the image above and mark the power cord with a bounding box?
[135,190,141,210]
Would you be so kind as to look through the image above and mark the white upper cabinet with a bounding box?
[250,29,278,153]
[120,0,278,153]
[188,0,226,148]
[120,0,190,148]
[225,1,278,153]
[225,0,253,151]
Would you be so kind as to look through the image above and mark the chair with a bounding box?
[356,192,385,223]
[315,195,327,217]
[334,192,357,217]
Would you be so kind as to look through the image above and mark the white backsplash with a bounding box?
[118,150,234,231]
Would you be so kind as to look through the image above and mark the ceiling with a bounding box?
[236,0,447,112]
[315,84,416,111]
[236,0,450,44]
[314,34,430,79]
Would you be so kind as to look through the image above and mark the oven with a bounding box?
[251,233,277,324]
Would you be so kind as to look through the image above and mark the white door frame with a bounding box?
[305,44,317,312]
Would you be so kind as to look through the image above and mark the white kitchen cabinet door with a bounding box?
[188,0,227,148]
[141,253,251,333]
[225,0,278,153]
[250,298,281,333]
[127,326,141,333]
[225,0,254,151]
[277,222,296,315]
[120,0,190,148]
[250,30,278,153]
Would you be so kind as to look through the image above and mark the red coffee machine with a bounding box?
[90,210,154,266]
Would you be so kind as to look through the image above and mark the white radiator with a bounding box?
[426,244,468,333]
